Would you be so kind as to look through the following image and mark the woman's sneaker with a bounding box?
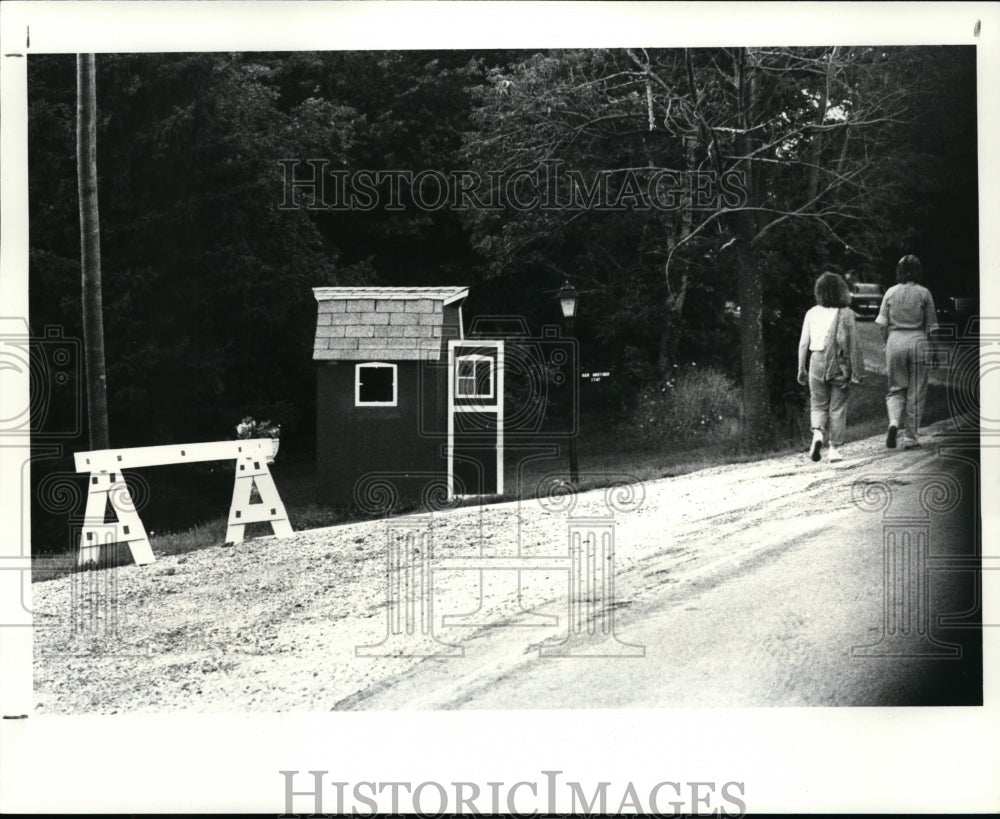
[886,424,898,449]
[810,431,823,462]
[828,445,843,463]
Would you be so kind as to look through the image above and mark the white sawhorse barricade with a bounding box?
[74,439,292,567]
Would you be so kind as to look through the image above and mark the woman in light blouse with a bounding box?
[875,254,937,449]
[797,271,865,463]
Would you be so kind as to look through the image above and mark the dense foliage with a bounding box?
[27,47,978,546]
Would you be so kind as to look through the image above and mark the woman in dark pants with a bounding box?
[875,254,938,449]
[797,271,865,462]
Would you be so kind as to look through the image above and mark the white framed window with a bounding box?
[355,362,397,407]
[456,354,494,399]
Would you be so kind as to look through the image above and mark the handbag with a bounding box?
[823,308,852,387]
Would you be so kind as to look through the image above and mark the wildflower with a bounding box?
[235,416,281,439]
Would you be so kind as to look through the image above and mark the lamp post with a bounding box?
[557,281,579,483]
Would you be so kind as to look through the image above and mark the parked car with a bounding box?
[934,292,979,331]
[850,282,884,319]
[722,301,780,322]
[925,291,978,358]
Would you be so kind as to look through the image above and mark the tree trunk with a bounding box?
[659,130,697,375]
[657,271,688,373]
[77,53,110,450]
[735,226,769,447]
[807,48,836,202]
[734,48,771,447]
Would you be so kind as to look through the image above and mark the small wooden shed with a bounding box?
[312,286,503,507]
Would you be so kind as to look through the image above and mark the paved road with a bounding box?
[350,433,982,709]
[856,316,886,375]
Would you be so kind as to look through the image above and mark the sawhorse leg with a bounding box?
[78,472,155,567]
[225,453,293,544]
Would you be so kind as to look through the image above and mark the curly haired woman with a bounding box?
[797,271,865,462]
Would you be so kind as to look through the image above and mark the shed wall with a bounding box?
[316,360,449,506]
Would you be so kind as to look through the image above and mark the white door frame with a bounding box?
[447,339,504,499]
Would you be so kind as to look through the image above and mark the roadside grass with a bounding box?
[505,376,953,501]
[33,367,961,582]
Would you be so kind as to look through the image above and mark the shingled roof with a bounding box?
[312,286,468,361]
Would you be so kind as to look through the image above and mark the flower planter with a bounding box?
[236,418,281,463]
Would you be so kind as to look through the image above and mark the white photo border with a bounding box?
[1,1,997,814]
